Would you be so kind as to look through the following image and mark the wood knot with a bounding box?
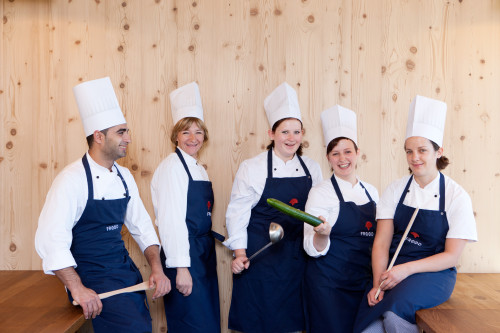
[9,243,16,252]
[302,141,309,148]
[152,44,157,48]
[480,113,490,122]
[141,170,151,177]
[131,164,139,171]
[410,46,417,54]
[123,24,129,30]
[120,82,125,88]
[155,0,161,3]
[6,141,13,149]
[435,87,440,93]
[95,0,100,4]
[122,2,127,7]
[192,2,197,7]
[359,44,364,51]
[153,96,159,102]
[406,59,415,71]
[202,164,207,170]
[117,45,124,52]
[40,163,48,169]
[250,8,258,16]
[363,13,367,18]
[361,154,367,160]
[194,23,200,30]
[188,45,195,51]
[392,93,397,102]
[258,64,264,71]
[460,135,465,141]
[307,15,314,23]
[480,59,485,64]
[10,128,16,136]
[3,16,7,24]
[0,157,3,163]
[381,66,386,74]
[274,8,282,16]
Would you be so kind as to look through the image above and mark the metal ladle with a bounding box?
[244,222,284,264]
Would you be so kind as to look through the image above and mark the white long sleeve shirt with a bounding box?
[35,152,160,275]
[151,148,210,268]
[376,173,477,241]
[223,150,323,250]
[304,175,379,257]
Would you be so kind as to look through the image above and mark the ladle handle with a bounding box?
[243,242,273,264]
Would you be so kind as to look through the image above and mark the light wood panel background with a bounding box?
[1,0,499,331]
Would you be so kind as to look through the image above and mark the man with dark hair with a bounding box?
[35,77,170,332]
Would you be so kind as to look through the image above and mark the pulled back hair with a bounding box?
[405,139,450,173]
[326,137,359,155]
[86,128,109,148]
[432,141,450,170]
[170,117,209,146]
[266,117,304,156]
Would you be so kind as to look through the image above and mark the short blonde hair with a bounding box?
[170,117,209,146]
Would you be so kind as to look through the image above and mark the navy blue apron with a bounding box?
[69,155,151,333]
[354,173,456,333]
[228,149,313,333]
[160,148,220,333]
[304,175,376,333]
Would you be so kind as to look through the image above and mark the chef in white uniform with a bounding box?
[303,105,379,333]
[225,82,323,333]
[354,95,478,333]
[35,77,170,332]
[151,82,221,332]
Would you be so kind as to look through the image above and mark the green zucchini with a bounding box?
[267,198,323,227]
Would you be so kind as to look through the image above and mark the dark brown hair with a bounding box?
[405,139,450,173]
[266,117,304,156]
[326,137,358,155]
[86,128,109,148]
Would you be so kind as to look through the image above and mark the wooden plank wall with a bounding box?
[1,0,499,331]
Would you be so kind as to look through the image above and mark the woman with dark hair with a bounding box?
[354,95,477,333]
[151,82,220,333]
[224,82,323,333]
[303,105,379,333]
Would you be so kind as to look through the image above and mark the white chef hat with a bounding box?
[169,82,204,124]
[405,95,447,147]
[321,105,357,146]
[73,77,126,137]
[264,82,302,128]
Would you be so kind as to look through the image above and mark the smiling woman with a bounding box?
[151,82,221,333]
[303,105,379,333]
[224,82,323,333]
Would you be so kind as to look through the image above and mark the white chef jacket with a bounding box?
[304,175,379,257]
[376,173,478,241]
[223,150,323,250]
[35,152,160,275]
[151,148,210,268]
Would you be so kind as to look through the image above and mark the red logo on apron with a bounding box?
[410,232,419,238]
[289,198,298,206]
[365,221,373,231]
[207,201,211,210]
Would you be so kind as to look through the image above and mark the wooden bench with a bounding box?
[0,270,88,333]
[416,273,500,333]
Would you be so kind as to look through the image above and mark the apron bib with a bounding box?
[70,155,151,333]
[304,175,376,333]
[354,173,456,333]
[228,149,312,333]
[161,148,220,333]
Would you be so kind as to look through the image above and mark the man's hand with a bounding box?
[149,266,171,299]
[54,267,102,319]
[144,245,171,299]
